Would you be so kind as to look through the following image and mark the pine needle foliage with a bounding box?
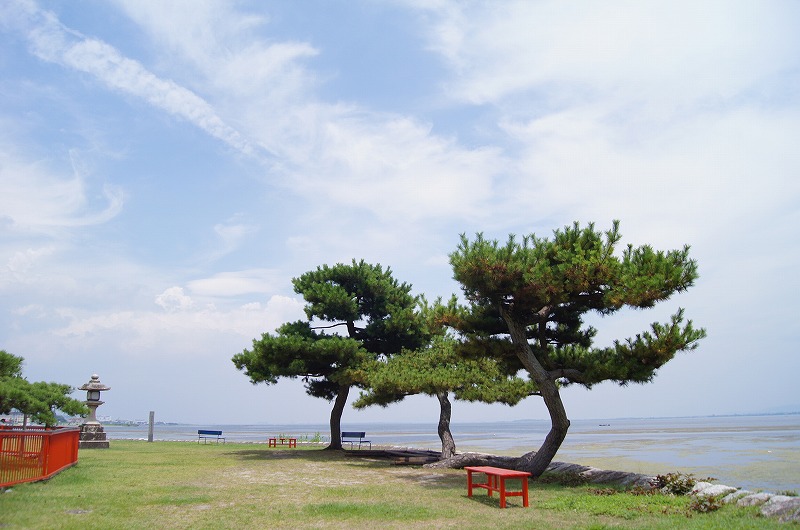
[353,334,536,407]
[353,296,536,408]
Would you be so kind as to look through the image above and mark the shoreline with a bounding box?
[94,414,800,493]
[101,437,799,495]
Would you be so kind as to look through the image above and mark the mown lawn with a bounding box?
[0,441,781,529]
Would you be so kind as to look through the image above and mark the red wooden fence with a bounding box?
[0,426,80,488]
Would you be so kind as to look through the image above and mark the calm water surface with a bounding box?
[103,414,800,493]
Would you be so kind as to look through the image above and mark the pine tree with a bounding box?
[233,260,427,449]
[449,221,706,476]
[0,350,88,426]
[353,299,536,458]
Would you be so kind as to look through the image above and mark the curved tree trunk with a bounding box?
[500,307,571,477]
[326,384,350,450]
[436,392,456,459]
[516,378,569,476]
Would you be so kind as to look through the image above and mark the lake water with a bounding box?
[102,414,800,493]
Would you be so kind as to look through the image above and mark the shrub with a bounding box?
[688,495,724,513]
[651,472,714,496]
[629,485,657,496]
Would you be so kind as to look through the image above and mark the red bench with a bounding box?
[465,466,531,508]
[268,437,297,448]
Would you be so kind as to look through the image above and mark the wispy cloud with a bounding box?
[0,146,123,233]
[208,217,259,261]
[2,0,254,156]
[112,0,319,98]
[108,1,511,226]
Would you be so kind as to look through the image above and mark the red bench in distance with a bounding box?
[268,437,297,448]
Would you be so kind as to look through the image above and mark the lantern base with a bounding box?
[79,423,109,449]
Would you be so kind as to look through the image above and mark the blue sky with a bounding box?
[1,0,798,426]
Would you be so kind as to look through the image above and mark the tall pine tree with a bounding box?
[449,221,706,476]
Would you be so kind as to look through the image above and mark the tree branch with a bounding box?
[310,322,349,330]
[547,368,586,383]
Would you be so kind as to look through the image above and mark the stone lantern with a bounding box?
[78,374,111,449]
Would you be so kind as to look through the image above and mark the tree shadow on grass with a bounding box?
[226,447,434,463]
[225,448,389,465]
[225,448,340,461]
[224,447,465,490]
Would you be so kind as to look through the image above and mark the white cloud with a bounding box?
[414,1,800,108]
[394,0,800,249]
[6,247,55,275]
[499,101,800,248]
[286,115,504,222]
[12,304,47,318]
[186,269,282,298]
[154,287,194,313]
[53,293,305,357]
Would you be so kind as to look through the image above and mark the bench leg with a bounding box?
[522,477,529,507]
[499,477,506,508]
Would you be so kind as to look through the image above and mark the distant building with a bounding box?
[0,409,24,425]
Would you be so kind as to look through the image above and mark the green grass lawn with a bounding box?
[0,441,782,529]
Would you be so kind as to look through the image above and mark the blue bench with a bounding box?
[341,431,371,449]
[197,429,225,444]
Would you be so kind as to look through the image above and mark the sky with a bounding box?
[1,0,798,427]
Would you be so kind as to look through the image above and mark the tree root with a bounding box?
[425,452,655,488]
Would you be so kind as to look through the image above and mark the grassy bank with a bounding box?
[0,441,783,529]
